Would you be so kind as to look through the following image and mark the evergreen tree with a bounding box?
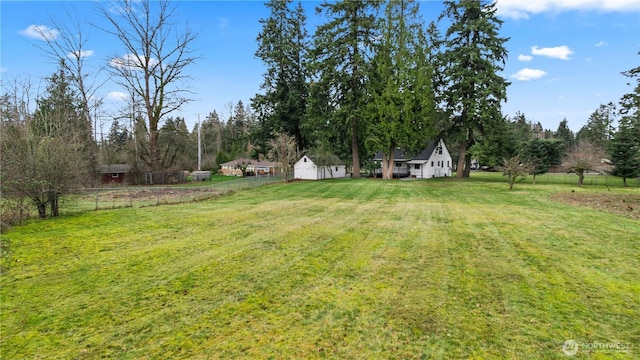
[435,0,510,178]
[554,118,575,154]
[311,0,381,177]
[610,60,640,185]
[608,116,640,186]
[469,111,517,168]
[158,116,191,170]
[366,0,436,179]
[253,0,309,158]
[201,110,224,169]
[576,102,617,149]
[522,138,563,184]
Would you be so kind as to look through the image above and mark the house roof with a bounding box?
[373,139,445,163]
[220,158,277,167]
[372,149,408,162]
[100,164,131,174]
[304,154,345,166]
[408,140,438,161]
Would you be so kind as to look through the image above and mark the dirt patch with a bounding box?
[552,192,640,219]
[88,187,221,204]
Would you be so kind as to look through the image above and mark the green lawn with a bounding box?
[1,177,638,359]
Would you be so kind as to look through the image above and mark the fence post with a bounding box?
[95,193,99,210]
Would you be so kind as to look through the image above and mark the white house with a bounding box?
[372,139,452,178]
[372,149,410,178]
[294,154,347,180]
[407,139,452,178]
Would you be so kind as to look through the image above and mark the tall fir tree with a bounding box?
[366,0,436,179]
[253,0,309,158]
[576,102,617,150]
[554,118,575,153]
[610,59,640,185]
[311,0,381,177]
[608,116,640,186]
[435,0,509,178]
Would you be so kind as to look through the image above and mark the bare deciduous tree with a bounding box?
[33,11,104,184]
[500,155,532,190]
[100,0,199,171]
[268,132,298,182]
[1,71,88,218]
[564,140,606,187]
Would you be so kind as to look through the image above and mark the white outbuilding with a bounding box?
[294,154,347,180]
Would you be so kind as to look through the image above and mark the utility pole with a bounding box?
[196,113,202,171]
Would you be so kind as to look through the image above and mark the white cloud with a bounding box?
[518,54,533,61]
[512,68,547,81]
[531,45,574,60]
[106,91,128,101]
[595,41,607,47]
[495,0,640,19]
[67,50,95,59]
[19,24,59,41]
[109,53,158,70]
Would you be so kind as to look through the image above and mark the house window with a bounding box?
[437,161,440,167]
[395,162,402,167]
[437,145,443,155]
[335,166,338,171]
[431,161,434,167]
[111,173,120,178]
[304,158,307,162]
[447,161,450,167]
[414,164,420,169]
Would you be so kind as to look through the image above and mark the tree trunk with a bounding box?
[351,117,360,178]
[532,173,537,185]
[381,147,395,180]
[464,154,472,178]
[50,194,59,217]
[149,128,160,171]
[36,202,47,218]
[456,139,467,178]
[578,171,584,187]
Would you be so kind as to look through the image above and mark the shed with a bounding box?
[294,154,347,180]
[101,164,131,184]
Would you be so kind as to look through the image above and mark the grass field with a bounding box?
[1,175,638,359]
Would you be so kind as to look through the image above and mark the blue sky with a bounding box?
[1,0,639,135]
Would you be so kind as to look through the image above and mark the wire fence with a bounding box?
[61,174,288,215]
[471,171,637,187]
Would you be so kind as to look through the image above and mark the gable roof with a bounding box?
[409,140,437,161]
[304,154,345,166]
[372,149,407,162]
[372,139,446,163]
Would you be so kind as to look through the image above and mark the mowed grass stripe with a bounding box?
[1,178,638,359]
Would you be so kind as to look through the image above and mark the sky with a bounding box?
[1,0,639,136]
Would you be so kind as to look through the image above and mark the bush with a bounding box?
[0,200,31,233]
